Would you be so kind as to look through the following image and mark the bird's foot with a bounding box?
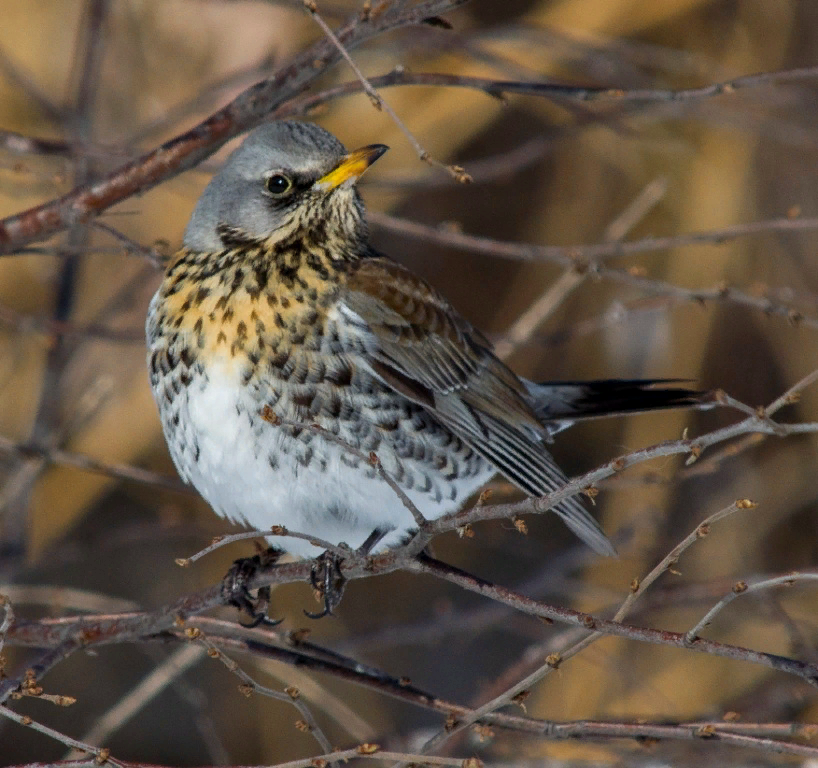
[304,550,346,619]
[303,528,390,619]
[222,547,283,628]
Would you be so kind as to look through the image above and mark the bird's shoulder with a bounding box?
[341,254,490,353]
[338,254,534,409]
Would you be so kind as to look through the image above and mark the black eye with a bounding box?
[265,173,292,197]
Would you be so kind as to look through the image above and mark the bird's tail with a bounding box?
[525,379,712,435]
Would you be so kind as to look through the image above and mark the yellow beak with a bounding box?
[315,144,389,191]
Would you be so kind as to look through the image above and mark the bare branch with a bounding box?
[0,1,469,255]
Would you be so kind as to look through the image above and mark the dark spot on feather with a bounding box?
[379,417,399,432]
[278,263,299,283]
[310,220,328,246]
[292,391,314,408]
[326,365,352,387]
[254,265,269,291]
[323,396,341,418]
[305,249,330,279]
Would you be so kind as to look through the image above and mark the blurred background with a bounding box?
[2,0,818,765]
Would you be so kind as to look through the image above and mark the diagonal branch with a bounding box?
[0,0,469,255]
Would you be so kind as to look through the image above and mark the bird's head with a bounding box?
[183,120,388,253]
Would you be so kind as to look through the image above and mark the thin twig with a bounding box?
[190,630,335,756]
[494,177,667,361]
[0,592,13,656]
[0,434,189,493]
[0,0,470,254]
[0,706,118,764]
[302,2,469,183]
[177,527,347,566]
[370,212,818,331]
[405,500,750,763]
[687,571,818,643]
[64,645,207,760]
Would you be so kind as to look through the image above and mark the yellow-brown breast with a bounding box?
[148,232,353,389]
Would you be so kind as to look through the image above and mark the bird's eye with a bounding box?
[264,173,293,197]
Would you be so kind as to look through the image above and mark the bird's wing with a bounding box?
[341,256,614,556]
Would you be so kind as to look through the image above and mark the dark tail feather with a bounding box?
[525,378,712,427]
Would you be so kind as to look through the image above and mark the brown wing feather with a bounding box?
[342,256,614,556]
[345,257,538,426]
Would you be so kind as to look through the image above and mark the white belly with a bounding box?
[163,366,493,558]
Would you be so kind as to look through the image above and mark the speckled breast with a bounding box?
[145,246,491,553]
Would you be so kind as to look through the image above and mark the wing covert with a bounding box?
[342,256,614,556]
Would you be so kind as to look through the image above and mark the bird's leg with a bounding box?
[358,526,390,555]
[304,550,345,619]
[221,547,283,627]
[303,528,388,619]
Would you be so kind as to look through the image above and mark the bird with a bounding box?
[146,120,703,613]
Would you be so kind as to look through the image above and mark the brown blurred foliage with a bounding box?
[2,0,818,766]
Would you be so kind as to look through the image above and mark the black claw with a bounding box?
[222,548,283,626]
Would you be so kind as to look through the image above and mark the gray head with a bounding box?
[184,121,388,251]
